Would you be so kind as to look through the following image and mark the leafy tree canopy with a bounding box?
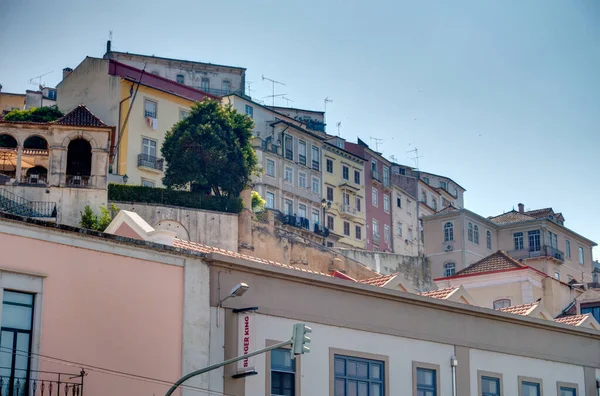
[3,105,64,123]
[162,99,259,198]
[251,191,266,211]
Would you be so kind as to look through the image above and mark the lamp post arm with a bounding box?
[165,339,292,396]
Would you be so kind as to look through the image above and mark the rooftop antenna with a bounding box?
[324,97,333,131]
[389,154,398,163]
[29,71,53,88]
[370,137,384,152]
[246,80,255,96]
[336,121,342,136]
[109,30,113,41]
[281,95,294,106]
[406,147,423,170]
[262,75,285,107]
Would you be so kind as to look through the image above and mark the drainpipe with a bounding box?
[450,355,458,396]
[113,84,134,174]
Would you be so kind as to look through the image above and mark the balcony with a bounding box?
[371,170,381,183]
[282,214,310,230]
[20,173,48,186]
[508,245,565,263]
[312,160,320,171]
[314,223,330,237]
[137,153,164,172]
[0,369,85,396]
[340,204,358,218]
[66,166,91,187]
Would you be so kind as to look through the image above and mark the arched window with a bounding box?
[493,299,511,309]
[474,225,479,244]
[444,222,454,242]
[66,138,92,186]
[0,134,18,179]
[25,166,47,184]
[444,262,456,277]
[486,230,492,250]
[468,223,473,242]
[432,199,437,211]
[24,136,48,150]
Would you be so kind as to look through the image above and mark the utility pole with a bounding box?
[262,75,285,107]
[165,323,311,396]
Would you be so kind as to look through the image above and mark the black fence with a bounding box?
[137,154,164,171]
[0,369,85,396]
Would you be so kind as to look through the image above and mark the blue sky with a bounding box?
[1,0,599,257]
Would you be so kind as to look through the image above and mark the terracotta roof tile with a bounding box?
[52,105,108,127]
[435,204,460,215]
[358,273,397,287]
[488,210,535,225]
[452,251,526,277]
[172,239,332,278]
[576,288,600,303]
[524,208,554,218]
[554,314,589,327]
[419,287,459,300]
[499,302,538,316]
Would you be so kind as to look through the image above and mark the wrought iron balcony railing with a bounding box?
[371,170,381,183]
[340,204,358,216]
[137,154,164,171]
[508,245,565,263]
[0,368,85,396]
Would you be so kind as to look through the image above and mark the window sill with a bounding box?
[137,165,162,174]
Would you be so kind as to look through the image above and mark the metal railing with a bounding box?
[137,153,164,171]
[340,204,357,216]
[312,160,320,171]
[371,170,381,183]
[299,155,306,166]
[199,87,243,96]
[0,368,85,396]
[314,223,329,237]
[0,188,57,218]
[508,245,565,262]
[20,174,48,185]
[383,178,390,188]
[284,149,293,160]
[282,214,310,230]
[66,166,91,187]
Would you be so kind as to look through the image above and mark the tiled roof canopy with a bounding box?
[499,302,538,316]
[52,105,108,127]
[358,273,397,287]
[453,251,526,276]
[418,287,459,300]
[488,211,535,225]
[435,205,461,215]
[555,314,590,327]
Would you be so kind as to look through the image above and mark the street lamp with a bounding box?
[217,282,249,327]
[321,198,331,246]
[122,174,129,184]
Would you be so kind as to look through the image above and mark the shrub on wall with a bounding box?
[108,184,243,214]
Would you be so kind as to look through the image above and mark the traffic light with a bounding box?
[291,323,312,356]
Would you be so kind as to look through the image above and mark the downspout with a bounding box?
[461,212,466,269]
[113,84,134,174]
[450,356,458,396]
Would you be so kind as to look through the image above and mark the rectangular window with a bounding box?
[372,188,378,207]
[373,220,379,241]
[371,159,377,173]
[383,195,390,213]
[579,247,584,265]
[266,192,275,209]
[479,373,501,396]
[141,179,155,187]
[514,232,524,250]
[342,192,350,206]
[312,210,320,225]
[222,80,231,93]
[397,223,403,237]
[299,172,307,188]
[284,135,293,160]
[383,166,389,186]
[342,165,349,180]
[384,225,390,245]
[519,378,541,396]
[176,74,185,84]
[397,196,402,208]
[565,240,571,259]
[440,181,447,190]
[144,99,157,118]
[284,167,293,183]
[355,226,362,240]
[298,204,307,219]
[423,177,429,185]
[582,306,600,323]
[284,199,293,216]
[311,146,320,171]
[407,199,412,215]
[1,291,34,392]
[343,221,350,236]
[327,215,334,230]
[179,109,189,120]
[354,170,360,184]
[270,348,295,396]
[528,230,541,252]
[327,186,334,202]
[334,355,384,396]
[266,159,275,177]
[201,78,209,91]
[298,141,306,165]
[142,137,157,157]
[547,231,558,248]
[559,386,577,396]
[245,104,253,118]
[355,197,361,212]
[326,158,334,174]
[416,366,437,396]
[312,177,320,194]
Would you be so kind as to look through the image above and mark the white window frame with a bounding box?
[565,240,571,259]
[312,177,320,194]
[284,166,293,184]
[142,137,157,157]
[444,262,456,277]
[144,99,157,118]
[384,225,390,245]
[372,188,378,207]
[578,246,584,265]
[266,159,275,177]
[298,172,307,188]
[397,223,403,237]
[266,192,275,209]
[383,195,390,213]
[355,197,361,212]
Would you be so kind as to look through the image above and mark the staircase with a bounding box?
[0,188,57,219]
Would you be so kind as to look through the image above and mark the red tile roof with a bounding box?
[524,208,554,218]
[172,239,332,278]
[499,302,538,316]
[358,273,397,287]
[435,205,460,215]
[488,210,535,225]
[418,287,459,300]
[53,105,108,127]
[555,314,590,327]
[454,251,526,276]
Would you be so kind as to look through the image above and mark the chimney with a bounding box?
[518,203,524,213]
[106,40,111,54]
[62,67,73,80]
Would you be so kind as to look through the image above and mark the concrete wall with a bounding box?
[111,201,239,251]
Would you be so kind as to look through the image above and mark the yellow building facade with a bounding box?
[0,92,26,115]
[322,141,366,249]
[117,82,196,187]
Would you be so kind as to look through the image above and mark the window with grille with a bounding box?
[334,355,384,396]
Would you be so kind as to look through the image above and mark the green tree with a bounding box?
[79,204,119,232]
[161,99,259,199]
[3,105,63,123]
[251,191,266,212]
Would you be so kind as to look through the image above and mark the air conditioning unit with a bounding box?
[444,243,454,252]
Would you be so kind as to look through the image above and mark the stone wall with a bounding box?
[110,201,238,252]
[335,248,432,291]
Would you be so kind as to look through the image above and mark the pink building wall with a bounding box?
[0,231,185,395]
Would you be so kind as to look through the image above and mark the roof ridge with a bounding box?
[52,104,109,127]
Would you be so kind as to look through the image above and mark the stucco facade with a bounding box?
[392,184,420,256]
[0,92,25,114]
